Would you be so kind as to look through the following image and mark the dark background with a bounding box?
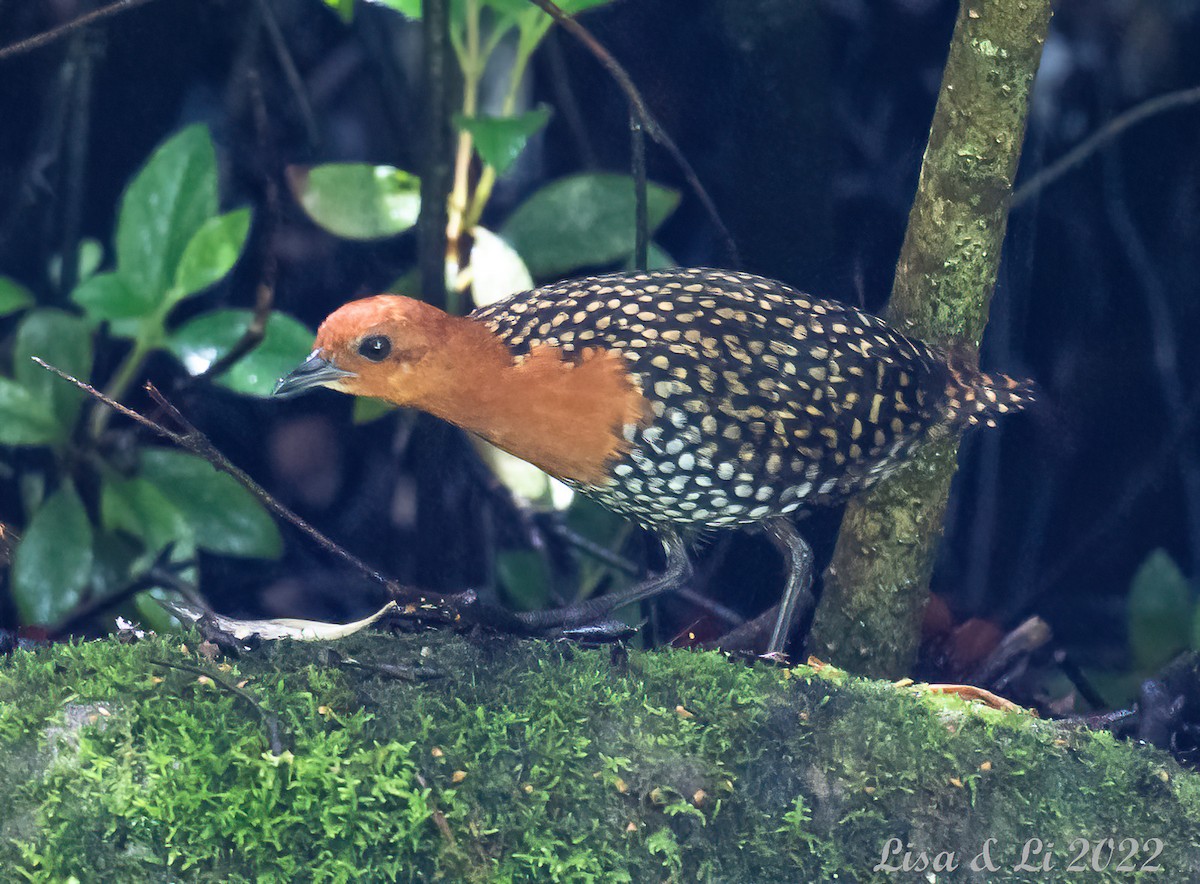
[2,0,1198,689]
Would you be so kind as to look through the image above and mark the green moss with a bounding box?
[1,633,1198,882]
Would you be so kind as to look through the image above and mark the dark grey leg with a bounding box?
[764,519,815,655]
[514,529,691,632]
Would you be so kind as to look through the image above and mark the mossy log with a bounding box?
[1,631,1198,881]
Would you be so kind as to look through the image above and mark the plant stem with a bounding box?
[462,35,537,234]
[89,334,152,438]
[446,0,483,299]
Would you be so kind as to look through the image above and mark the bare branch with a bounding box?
[526,0,740,267]
[0,0,159,63]
[1013,85,1200,209]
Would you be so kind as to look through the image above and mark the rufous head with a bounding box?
[273,295,452,405]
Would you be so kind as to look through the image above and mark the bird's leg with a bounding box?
[513,529,691,632]
[764,519,815,656]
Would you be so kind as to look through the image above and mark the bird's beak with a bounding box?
[273,351,356,398]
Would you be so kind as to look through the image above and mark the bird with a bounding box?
[274,267,1034,653]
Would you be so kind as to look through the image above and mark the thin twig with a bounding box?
[1013,84,1200,208]
[251,0,320,148]
[195,281,274,384]
[543,518,639,576]
[526,0,739,267]
[419,0,453,310]
[0,0,159,63]
[193,71,277,386]
[150,658,287,753]
[631,112,648,270]
[47,549,198,639]
[31,356,422,602]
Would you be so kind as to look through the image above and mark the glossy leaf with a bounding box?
[11,483,94,625]
[116,124,218,303]
[500,173,680,277]
[288,163,421,240]
[0,378,60,445]
[174,208,252,297]
[167,309,314,397]
[1128,549,1194,672]
[101,475,193,553]
[0,276,34,317]
[456,106,550,175]
[139,448,282,558]
[13,309,94,435]
[470,226,533,306]
[71,271,156,321]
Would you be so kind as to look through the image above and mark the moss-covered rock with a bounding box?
[1,631,1197,882]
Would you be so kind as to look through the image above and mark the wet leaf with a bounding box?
[167,309,313,397]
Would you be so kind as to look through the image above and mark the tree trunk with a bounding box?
[809,0,1053,677]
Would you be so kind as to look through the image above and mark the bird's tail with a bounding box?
[943,347,1037,430]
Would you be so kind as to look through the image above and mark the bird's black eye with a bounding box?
[358,335,392,362]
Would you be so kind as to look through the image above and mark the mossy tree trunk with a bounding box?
[808,0,1053,677]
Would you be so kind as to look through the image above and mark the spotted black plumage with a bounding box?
[472,267,1032,530]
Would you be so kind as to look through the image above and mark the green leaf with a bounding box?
[372,0,422,17]
[71,271,156,321]
[134,587,187,633]
[353,396,398,424]
[11,483,94,625]
[497,550,552,612]
[166,309,314,397]
[138,448,282,558]
[1128,549,1194,672]
[470,226,533,306]
[288,163,421,240]
[0,276,34,317]
[174,208,252,297]
[101,475,193,553]
[500,173,680,277]
[0,378,60,445]
[13,309,94,435]
[323,0,356,22]
[116,124,218,304]
[456,106,550,175]
[49,238,104,289]
[624,241,677,272]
